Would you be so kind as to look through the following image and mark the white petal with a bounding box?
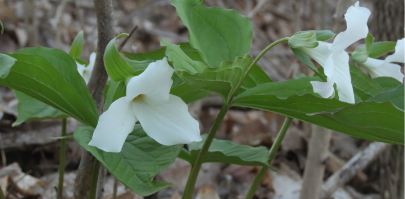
[304,43,355,103]
[303,42,332,67]
[126,58,174,102]
[332,2,370,51]
[364,58,404,82]
[89,97,137,152]
[385,38,404,63]
[76,62,86,77]
[88,52,96,70]
[132,95,201,145]
[329,51,355,104]
[310,80,335,98]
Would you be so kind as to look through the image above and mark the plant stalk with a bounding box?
[182,38,289,199]
[74,0,113,198]
[57,118,68,199]
[245,117,293,199]
[182,103,230,199]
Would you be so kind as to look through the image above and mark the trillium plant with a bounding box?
[0,1,403,198]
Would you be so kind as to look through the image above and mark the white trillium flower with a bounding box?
[362,38,404,82]
[77,52,96,83]
[303,2,371,104]
[89,58,202,152]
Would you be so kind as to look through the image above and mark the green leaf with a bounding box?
[180,56,271,98]
[367,85,404,111]
[162,40,207,74]
[234,78,404,144]
[180,137,269,166]
[351,46,368,63]
[368,41,396,58]
[350,63,402,102]
[365,33,374,50]
[13,91,66,126]
[0,47,98,126]
[74,125,182,196]
[104,34,137,81]
[69,31,84,61]
[0,53,16,78]
[171,0,252,66]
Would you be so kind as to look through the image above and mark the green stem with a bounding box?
[182,104,230,199]
[227,37,289,103]
[0,184,5,199]
[182,38,289,199]
[89,162,101,199]
[57,118,67,199]
[245,117,293,199]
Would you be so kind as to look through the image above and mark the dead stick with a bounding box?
[118,25,138,51]
[320,142,389,198]
[74,0,113,198]
[300,125,332,199]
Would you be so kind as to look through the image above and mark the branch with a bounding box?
[74,0,114,198]
[320,142,388,198]
[299,125,332,199]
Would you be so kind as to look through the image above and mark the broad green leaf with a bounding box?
[74,125,182,196]
[13,91,66,126]
[0,47,98,126]
[162,40,207,74]
[69,31,84,61]
[171,0,252,66]
[179,137,269,166]
[180,56,272,98]
[350,63,402,102]
[368,41,396,58]
[171,77,210,103]
[234,78,404,144]
[104,34,138,81]
[0,53,16,78]
[367,85,404,111]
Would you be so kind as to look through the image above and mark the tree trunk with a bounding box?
[371,1,404,199]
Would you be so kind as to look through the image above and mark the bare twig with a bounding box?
[118,25,138,51]
[74,0,114,198]
[299,125,332,199]
[248,0,270,18]
[320,143,389,198]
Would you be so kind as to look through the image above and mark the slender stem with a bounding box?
[182,38,289,199]
[227,37,289,103]
[57,118,68,199]
[0,184,5,199]
[89,161,101,199]
[245,117,293,199]
[182,104,230,199]
[112,178,118,199]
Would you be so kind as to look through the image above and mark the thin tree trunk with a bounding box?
[371,1,404,199]
[74,0,113,198]
[300,126,332,199]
